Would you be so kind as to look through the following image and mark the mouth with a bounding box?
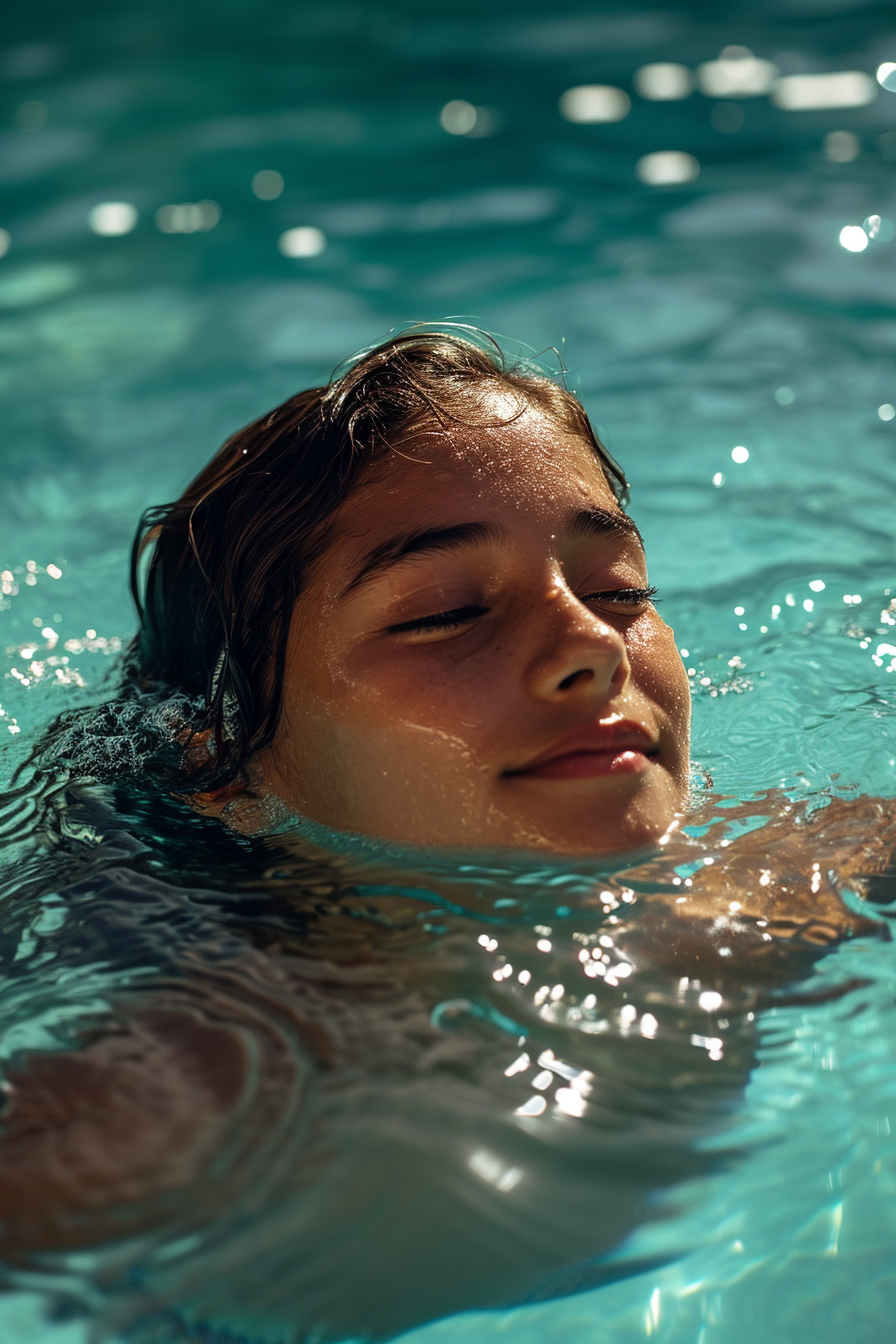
[504,720,659,782]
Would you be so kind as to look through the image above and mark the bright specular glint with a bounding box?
[636,150,700,184]
[839,224,869,251]
[559,84,630,123]
[772,70,878,109]
[278,225,327,257]
[633,63,694,101]
[87,202,138,236]
[697,48,778,98]
[863,213,896,241]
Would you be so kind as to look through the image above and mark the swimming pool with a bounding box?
[2,1,896,1340]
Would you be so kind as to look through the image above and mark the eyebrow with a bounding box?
[343,521,502,596]
[568,507,645,551]
[342,507,644,597]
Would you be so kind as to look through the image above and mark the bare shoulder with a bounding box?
[624,792,895,973]
[795,793,896,877]
[698,791,896,885]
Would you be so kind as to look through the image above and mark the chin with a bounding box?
[537,820,672,858]
[496,777,684,857]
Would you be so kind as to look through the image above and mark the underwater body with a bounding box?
[2,1,896,1341]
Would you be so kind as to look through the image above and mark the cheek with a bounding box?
[280,634,505,790]
[335,641,509,738]
[273,634,505,839]
[629,617,691,726]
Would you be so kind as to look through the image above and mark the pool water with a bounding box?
[2,1,896,1340]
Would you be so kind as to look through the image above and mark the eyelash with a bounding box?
[581,585,659,609]
[388,605,489,634]
[387,588,658,635]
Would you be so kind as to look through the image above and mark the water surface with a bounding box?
[2,2,896,1341]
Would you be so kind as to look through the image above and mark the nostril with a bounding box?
[558,668,594,692]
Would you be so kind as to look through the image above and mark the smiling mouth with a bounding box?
[504,722,658,781]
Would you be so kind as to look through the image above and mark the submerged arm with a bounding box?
[0,1008,249,1254]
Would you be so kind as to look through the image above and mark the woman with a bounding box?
[123,325,685,854]
[1,329,891,1341]
[106,324,894,932]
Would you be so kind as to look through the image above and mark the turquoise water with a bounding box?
[2,1,896,1340]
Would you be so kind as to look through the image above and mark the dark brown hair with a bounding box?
[124,327,628,790]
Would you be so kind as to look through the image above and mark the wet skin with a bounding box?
[2,406,887,1290]
[257,405,692,854]
[3,407,891,1323]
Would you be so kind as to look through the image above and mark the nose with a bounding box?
[524,587,630,706]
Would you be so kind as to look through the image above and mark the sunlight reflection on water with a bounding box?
[2,1,896,1341]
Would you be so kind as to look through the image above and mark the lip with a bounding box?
[504,720,659,781]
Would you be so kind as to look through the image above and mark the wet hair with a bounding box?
[32,328,628,794]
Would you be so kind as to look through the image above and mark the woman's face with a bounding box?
[258,402,691,854]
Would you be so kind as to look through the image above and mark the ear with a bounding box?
[185,772,287,837]
[188,780,245,818]
[178,727,289,835]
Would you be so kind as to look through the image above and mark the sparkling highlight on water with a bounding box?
[278,226,327,257]
[559,85,630,124]
[636,150,700,185]
[88,202,138,236]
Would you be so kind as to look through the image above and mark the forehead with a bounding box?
[343,404,620,532]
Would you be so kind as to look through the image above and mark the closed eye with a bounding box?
[580,586,658,611]
[387,604,490,636]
